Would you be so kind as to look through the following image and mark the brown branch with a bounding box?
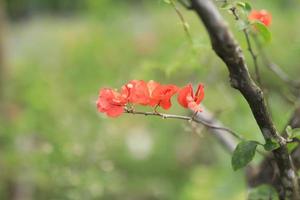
[229,7,261,85]
[188,0,299,199]
[248,106,300,196]
[125,107,239,152]
[194,107,237,153]
[124,108,243,141]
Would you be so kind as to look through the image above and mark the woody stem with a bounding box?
[124,108,243,140]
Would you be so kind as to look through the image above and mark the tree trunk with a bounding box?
[188,0,300,199]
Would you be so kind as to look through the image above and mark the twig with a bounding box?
[194,107,237,152]
[229,7,261,86]
[170,0,193,45]
[124,108,243,140]
[243,30,261,85]
[252,35,300,91]
[229,7,272,116]
[125,108,269,158]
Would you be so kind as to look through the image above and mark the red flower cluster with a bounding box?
[97,80,205,117]
[248,9,272,27]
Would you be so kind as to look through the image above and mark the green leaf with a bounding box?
[244,2,252,12]
[291,128,300,138]
[286,125,293,138]
[253,21,272,43]
[286,125,300,139]
[236,2,245,8]
[236,2,251,13]
[232,140,258,171]
[248,184,279,200]
[287,142,298,154]
[264,139,280,151]
[162,0,171,4]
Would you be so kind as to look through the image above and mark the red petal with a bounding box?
[152,84,178,108]
[248,9,272,27]
[97,98,110,112]
[159,99,172,110]
[97,88,127,117]
[147,80,161,106]
[126,80,150,105]
[106,105,124,117]
[147,80,160,95]
[177,84,193,108]
[195,84,205,104]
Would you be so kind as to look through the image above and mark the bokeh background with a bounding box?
[1,0,300,199]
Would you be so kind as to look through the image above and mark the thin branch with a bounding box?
[194,107,237,152]
[228,7,274,116]
[243,30,261,85]
[124,108,243,140]
[229,7,262,87]
[170,0,193,45]
[125,108,269,157]
[252,35,300,91]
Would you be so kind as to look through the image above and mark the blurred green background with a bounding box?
[1,0,300,199]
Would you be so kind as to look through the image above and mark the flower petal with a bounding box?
[106,105,124,117]
[177,84,193,108]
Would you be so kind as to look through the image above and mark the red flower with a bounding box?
[151,84,178,110]
[147,80,161,106]
[248,10,272,27]
[97,88,127,117]
[177,83,204,112]
[97,80,185,117]
[122,80,150,105]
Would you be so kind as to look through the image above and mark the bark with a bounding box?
[248,107,300,190]
[188,0,299,199]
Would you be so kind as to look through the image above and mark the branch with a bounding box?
[229,7,261,86]
[248,106,300,195]
[194,107,237,152]
[124,108,242,141]
[286,107,300,169]
[189,0,299,199]
[252,35,300,91]
[170,0,193,45]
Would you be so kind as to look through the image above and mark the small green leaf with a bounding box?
[162,0,171,4]
[252,21,271,43]
[264,139,280,151]
[286,125,300,139]
[286,125,293,138]
[287,142,298,154]
[291,128,300,138]
[236,1,246,8]
[248,184,279,200]
[244,2,252,12]
[236,2,251,12]
[232,140,258,171]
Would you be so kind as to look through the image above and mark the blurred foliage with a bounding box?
[1,0,300,199]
